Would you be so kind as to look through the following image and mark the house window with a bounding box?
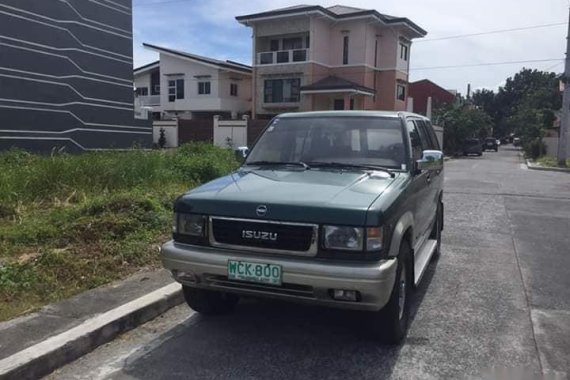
[400,43,409,61]
[198,81,211,95]
[230,83,238,97]
[283,37,302,50]
[168,79,184,102]
[264,78,300,103]
[333,99,344,110]
[270,39,279,52]
[135,87,148,96]
[343,35,349,65]
[397,84,406,101]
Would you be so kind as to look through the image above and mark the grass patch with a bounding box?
[0,143,238,321]
[536,156,570,168]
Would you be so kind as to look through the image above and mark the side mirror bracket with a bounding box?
[415,150,444,173]
[234,146,249,163]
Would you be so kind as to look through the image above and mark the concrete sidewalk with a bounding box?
[0,269,183,379]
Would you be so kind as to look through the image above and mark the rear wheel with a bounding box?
[370,241,412,344]
[182,286,239,315]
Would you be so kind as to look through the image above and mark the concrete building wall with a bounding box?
[310,17,331,64]
[409,80,456,116]
[0,0,151,151]
[255,17,310,37]
[159,53,251,115]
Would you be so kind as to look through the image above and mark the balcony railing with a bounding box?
[136,94,161,106]
[257,49,308,65]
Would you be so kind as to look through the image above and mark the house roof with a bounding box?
[134,60,159,75]
[326,5,366,15]
[409,79,456,96]
[236,5,427,38]
[142,43,252,74]
[300,76,376,96]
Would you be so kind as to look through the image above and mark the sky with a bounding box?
[132,0,569,93]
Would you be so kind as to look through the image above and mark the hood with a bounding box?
[175,168,399,225]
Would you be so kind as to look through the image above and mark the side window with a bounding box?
[406,120,423,160]
[424,121,440,150]
[415,120,436,150]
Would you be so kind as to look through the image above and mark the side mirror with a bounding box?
[416,150,444,172]
[234,146,249,163]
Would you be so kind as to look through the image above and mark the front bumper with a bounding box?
[160,241,398,311]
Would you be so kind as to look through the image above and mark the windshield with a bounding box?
[246,117,406,169]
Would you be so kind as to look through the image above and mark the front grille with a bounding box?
[210,217,317,254]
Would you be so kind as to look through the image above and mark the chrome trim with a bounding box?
[208,216,319,257]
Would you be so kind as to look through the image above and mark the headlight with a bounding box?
[323,226,363,251]
[176,213,206,237]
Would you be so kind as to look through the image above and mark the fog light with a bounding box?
[172,270,197,283]
[331,289,359,302]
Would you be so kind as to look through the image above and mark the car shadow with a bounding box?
[121,260,439,380]
[451,155,484,159]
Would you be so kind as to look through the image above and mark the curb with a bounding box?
[526,159,570,173]
[0,283,183,380]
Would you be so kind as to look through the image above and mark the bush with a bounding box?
[523,138,546,159]
[0,143,238,206]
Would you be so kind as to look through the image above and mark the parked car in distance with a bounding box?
[463,138,483,156]
[513,137,521,147]
[483,137,499,152]
[161,111,445,344]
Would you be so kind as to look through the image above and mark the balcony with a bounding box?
[136,94,161,106]
[257,49,308,65]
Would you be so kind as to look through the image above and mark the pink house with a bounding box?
[236,5,426,118]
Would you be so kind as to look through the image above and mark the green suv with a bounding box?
[161,111,444,343]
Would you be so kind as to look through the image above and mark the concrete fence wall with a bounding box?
[433,125,444,150]
[543,137,559,156]
[213,116,248,148]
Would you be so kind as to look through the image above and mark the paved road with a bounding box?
[50,147,570,380]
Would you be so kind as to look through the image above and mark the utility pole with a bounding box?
[558,7,570,166]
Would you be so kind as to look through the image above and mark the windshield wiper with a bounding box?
[245,161,310,169]
[308,162,395,177]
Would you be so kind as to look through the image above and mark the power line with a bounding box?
[414,22,567,42]
[410,58,564,71]
[543,60,565,71]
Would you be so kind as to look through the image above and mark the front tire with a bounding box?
[182,286,239,315]
[370,241,412,344]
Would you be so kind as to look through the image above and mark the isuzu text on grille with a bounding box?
[241,230,278,241]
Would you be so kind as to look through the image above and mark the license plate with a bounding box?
[227,260,282,286]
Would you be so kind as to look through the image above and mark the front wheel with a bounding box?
[182,286,239,315]
[369,241,412,344]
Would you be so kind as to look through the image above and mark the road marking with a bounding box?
[0,283,181,377]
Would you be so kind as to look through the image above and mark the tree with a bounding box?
[158,128,167,149]
[434,102,492,155]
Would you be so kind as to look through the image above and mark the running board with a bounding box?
[414,239,438,286]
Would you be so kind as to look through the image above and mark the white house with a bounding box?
[134,43,252,120]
